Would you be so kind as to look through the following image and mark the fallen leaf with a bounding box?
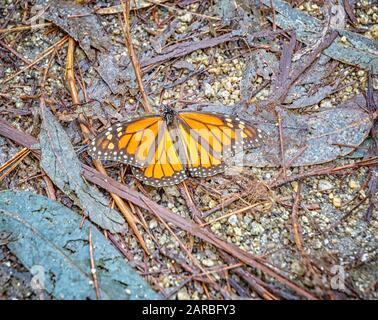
[39,104,127,234]
[96,0,169,15]
[0,190,159,300]
[284,55,341,108]
[240,49,278,104]
[285,82,340,109]
[215,0,238,26]
[262,0,378,73]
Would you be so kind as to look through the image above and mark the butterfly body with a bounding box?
[88,106,265,187]
[161,104,177,126]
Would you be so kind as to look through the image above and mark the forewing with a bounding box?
[88,115,163,168]
[177,111,265,177]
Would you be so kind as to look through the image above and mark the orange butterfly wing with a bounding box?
[88,115,164,168]
[177,111,265,178]
[88,115,187,187]
[131,126,187,187]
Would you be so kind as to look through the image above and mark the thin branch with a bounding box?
[291,183,304,255]
[0,147,30,182]
[3,35,69,83]
[120,0,152,112]
[141,29,284,69]
[0,22,53,34]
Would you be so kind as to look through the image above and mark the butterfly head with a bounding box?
[161,105,176,126]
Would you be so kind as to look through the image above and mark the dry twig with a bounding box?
[0,22,53,34]
[3,35,69,83]
[121,0,152,112]
[0,147,30,182]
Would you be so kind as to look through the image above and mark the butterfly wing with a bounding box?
[177,111,265,177]
[88,115,164,168]
[89,115,187,187]
[131,126,187,187]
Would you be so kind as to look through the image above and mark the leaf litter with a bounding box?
[262,0,378,73]
[42,0,137,94]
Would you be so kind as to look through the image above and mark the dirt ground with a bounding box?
[0,0,377,300]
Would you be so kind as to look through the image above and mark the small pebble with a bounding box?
[202,259,215,267]
[348,180,359,189]
[211,222,221,231]
[177,288,190,300]
[291,261,305,276]
[370,24,378,40]
[318,179,334,191]
[203,83,214,97]
[228,215,238,226]
[250,222,264,236]
[164,186,180,197]
[208,199,217,209]
[149,219,158,229]
[333,197,342,208]
[233,227,242,237]
[179,13,192,23]
[313,239,322,249]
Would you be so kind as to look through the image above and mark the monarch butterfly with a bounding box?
[88,106,266,187]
